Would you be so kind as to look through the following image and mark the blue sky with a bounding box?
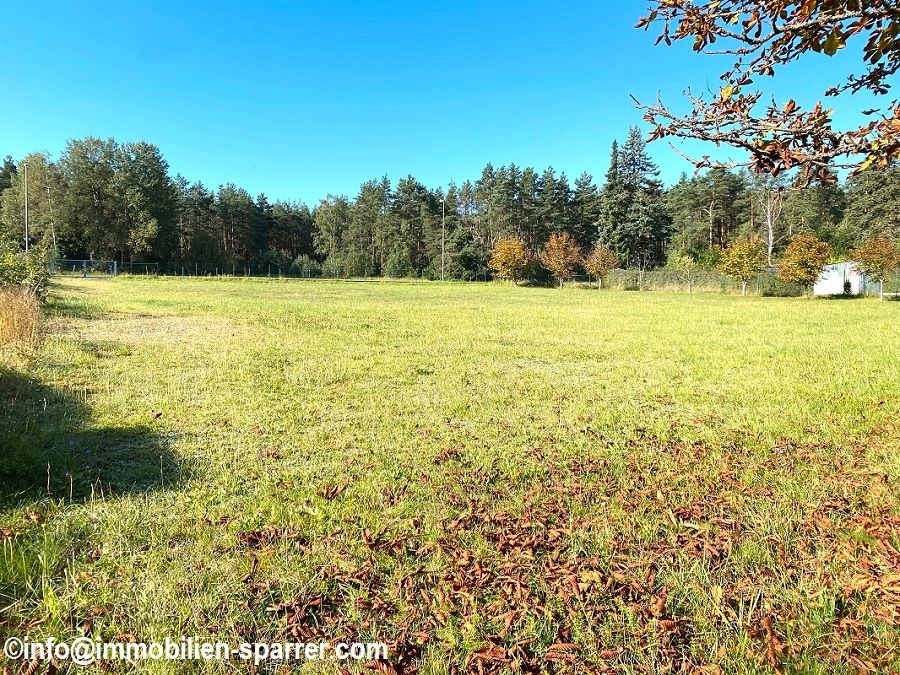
[0,1,877,203]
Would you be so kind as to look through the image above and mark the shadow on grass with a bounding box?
[0,367,185,510]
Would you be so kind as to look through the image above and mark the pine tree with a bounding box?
[518,167,540,249]
[252,194,275,264]
[0,156,17,194]
[599,141,626,248]
[842,167,900,241]
[599,131,670,267]
[572,171,600,251]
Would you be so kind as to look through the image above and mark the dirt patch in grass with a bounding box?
[48,313,253,356]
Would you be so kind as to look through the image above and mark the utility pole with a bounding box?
[441,198,445,281]
[23,161,29,252]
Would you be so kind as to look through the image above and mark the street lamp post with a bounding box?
[23,161,29,253]
[440,198,445,282]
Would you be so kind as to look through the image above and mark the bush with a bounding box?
[0,287,40,355]
[251,250,294,275]
[321,257,344,279]
[341,250,375,278]
[0,244,50,299]
[759,275,804,297]
[524,256,555,286]
[289,254,322,278]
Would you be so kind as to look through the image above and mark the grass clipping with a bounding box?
[0,287,40,356]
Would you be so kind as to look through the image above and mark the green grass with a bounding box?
[2,277,899,674]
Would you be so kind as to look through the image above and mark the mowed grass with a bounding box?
[1,277,899,674]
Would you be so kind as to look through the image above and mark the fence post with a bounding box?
[82,260,87,278]
[113,261,118,277]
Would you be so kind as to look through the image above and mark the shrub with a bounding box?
[289,254,322,278]
[524,256,555,286]
[0,287,40,355]
[321,257,344,279]
[0,244,50,299]
[251,250,293,275]
[341,250,374,278]
[759,274,804,297]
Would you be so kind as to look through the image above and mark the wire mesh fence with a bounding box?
[49,259,900,297]
[600,268,900,297]
[50,260,118,277]
[111,262,461,280]
[118,262,159,275]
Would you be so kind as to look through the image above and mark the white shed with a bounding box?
[813,261,868,296]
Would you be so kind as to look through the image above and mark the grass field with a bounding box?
[2,277,899,674]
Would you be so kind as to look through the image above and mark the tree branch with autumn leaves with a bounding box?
[634,0,900,184]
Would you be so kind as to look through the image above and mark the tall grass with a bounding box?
[0,287,40,354]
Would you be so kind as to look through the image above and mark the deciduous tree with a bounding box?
[778,233,832,296]
[584,243,618,289]
[718,237,766,296]
[540,232,582,288]
[636,1,900,184]
[851,237,899,301]
[489,237,530,285]
[313,195,352,275]
[0,153,63,252]
[751,174,786,266]
[668,252,701,294]
[0,156,16,194]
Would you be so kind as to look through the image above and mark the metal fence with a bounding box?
[118,262,159,275]
[602,268,900,297]
[50,259,900,296]
[50,259,118,277]
[108,261,462,280]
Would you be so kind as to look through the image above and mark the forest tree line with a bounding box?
[1,128,899,281]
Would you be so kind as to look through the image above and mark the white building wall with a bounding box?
[813,262,866,296]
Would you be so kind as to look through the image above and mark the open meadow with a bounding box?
[2,277,899,674]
